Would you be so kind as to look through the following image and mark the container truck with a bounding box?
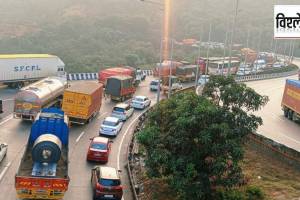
[15,108,69,199]
[62,82,103,124]
[0,54,65,88]
[105,75,136,102]
[176,65,198,82]
[13,76,67,121]
[282,79,300,122]
[153,60,183,77]
[161,76,183,95]
[98,66,142,86]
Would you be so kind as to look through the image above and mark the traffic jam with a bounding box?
[0,54,193,200]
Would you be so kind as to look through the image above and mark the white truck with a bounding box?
[0,54,65,88]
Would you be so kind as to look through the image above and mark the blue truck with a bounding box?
[15,108,70,199]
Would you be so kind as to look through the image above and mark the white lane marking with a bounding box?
[98,112,108,119]
[76,131,85,143]
[0,114,13,126]
[2,98,14,102]
[0,161,11,182]
[117,112,144,170]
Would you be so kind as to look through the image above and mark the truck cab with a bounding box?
[161,76,183,94]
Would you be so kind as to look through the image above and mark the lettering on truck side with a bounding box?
[14,65,41,72]
[287,88,300,101]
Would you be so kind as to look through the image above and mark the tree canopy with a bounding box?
[137,76,268,199]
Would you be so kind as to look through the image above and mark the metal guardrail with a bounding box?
[67,70,154,81]
[235,69,298,82]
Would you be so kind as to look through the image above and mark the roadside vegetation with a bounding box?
[137,76,269,200]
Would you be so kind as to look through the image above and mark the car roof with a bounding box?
[92,137,109,144]
[100,166,119,180]
[114,103,129,109]
[104,116,119,123]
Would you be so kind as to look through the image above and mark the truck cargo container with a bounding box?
[0,54,65,88]
[153,60,183,77]
[105,75,136,102]
[98,66,142,86]
[176,65,198,82]
[15,108,69,199]
[62,82,103,124]
[281,79,300,122]
[13,76,67,121]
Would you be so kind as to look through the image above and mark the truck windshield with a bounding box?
[100,179,121,186]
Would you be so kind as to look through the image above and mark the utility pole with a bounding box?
[227,0,239,76]
[221,21,230,76]
[168,39,174,99]
[205,23,212,82]
[195,28,203,86]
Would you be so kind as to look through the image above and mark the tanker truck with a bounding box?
[15,108,69,199]
[13,76,67,121]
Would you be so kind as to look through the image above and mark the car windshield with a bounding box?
[103,120,117,126]
[99,178,121,186]
[151,81,158,85]
[91,142,107,150]
[113,107,125,113]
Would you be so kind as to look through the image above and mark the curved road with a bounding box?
[0,66,299,199]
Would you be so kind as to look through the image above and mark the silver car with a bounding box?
[99,117,123,136]
[0,143,8,163]
[111,103,134,121]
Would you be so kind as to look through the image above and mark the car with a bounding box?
[198,75,210,85]
[150,80,161,91]
[236,68,252,76]
[130,96,151,109]
[111,103,134,121]
[99,117,123,137]
[0,143,8,163]
[273,62,282,68]
[91,166,123,200]
[87,137,112,163]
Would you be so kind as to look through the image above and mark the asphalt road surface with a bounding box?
[0,77,159,200]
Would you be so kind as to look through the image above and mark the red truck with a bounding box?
[98,67,137,86]
[281,79,300,122]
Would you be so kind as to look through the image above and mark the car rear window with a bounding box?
[113,107,125,112]
[134,98,144,102]
[103,120,117,126]
[99,179,121,186]
[91,143,107,150]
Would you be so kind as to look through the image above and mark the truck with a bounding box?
[62,82,103,124]
[176,65,198,82]
[13,76,67,121]
[98,66,142,87]
[281,79,300,122]
[105,75,136,102]
[153,60,183,77]
[0,54,65,88]
[15,108,69,199]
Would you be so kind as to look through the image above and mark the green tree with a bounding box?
[125,53,140,67]
[137,76,268,200]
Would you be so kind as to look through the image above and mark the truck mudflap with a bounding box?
[15,176,69,199]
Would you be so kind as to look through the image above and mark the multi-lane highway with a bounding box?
[0,78,158,200]
[0,65,299,200]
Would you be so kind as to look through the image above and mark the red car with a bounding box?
[87,137,112,163]
[91,166,123,200]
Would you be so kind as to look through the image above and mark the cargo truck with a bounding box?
[62,82,103,124]
[0,54,65,88]
[281,79,300,122]
[105,75,136,102]
[13,76,67,121]
[161,76,183,95]
[15,108,69,199]
[176,65,198,82]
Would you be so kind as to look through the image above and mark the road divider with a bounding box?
[0,161,11,182]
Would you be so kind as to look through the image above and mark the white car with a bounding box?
[111,103,134,121]
[198,75,210,85]
[0,143,8,163]
[150,80,161,91]
[99,117,123,136]
[273,62,282,68]
[236,68,252,76]
[130,96,151,109]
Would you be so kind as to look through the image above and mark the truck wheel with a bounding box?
[283,109,288,118]
[16,82,24,89]
[288,110,294,120]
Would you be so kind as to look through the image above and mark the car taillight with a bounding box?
[96,183,104,191]
[113,185,123,190]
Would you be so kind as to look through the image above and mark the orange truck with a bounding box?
[62,82,103,124]
[281,79,300,122]
[15,108,69,199]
